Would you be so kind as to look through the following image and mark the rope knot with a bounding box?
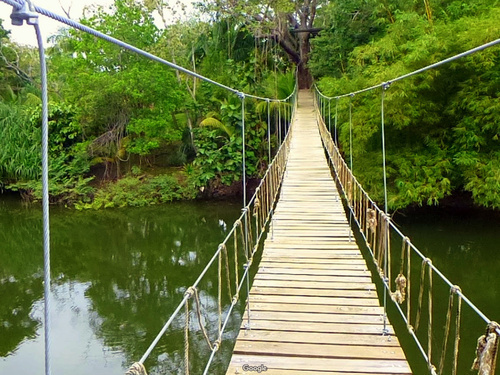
[472,321,500,374]
[213,339,222,352]
[184,286,195,299]
[234,219,242,228]
[391,273,407,304]
[253,198,260,216]
[451,285,461,294]
[366,208,377,232]
[125,362,148,375]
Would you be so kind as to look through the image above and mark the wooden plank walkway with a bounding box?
[225,91,412,374]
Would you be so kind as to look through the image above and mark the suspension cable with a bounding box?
[315,37,500,100]
[2,0,294,105]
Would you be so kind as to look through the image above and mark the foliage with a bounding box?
[75,173,196,210]
[0,101,94,203]
[314,3,500,209]
[0,0,294,207]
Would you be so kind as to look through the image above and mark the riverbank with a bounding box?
[0,170,262,210]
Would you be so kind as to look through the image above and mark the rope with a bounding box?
[184,287,194,375]
[415,258,428,331]
[221,244,232,301]
[126,363,148,375]
[191,287,213,350]
[391,235,408,304]
[472,322,500,375]
[438,286,462,375]
[217,248,222,340]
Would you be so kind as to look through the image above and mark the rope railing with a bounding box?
[314,61,499,373]
[130,89,297,375]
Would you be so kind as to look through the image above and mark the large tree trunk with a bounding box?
[297,32,313,89]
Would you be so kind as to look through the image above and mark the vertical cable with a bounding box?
[381,84,390,334]
[381,84,389,214]
[328,99,331,134]
[9,5,51,374]
[334,97,339,146]
[240,93,246,207]
[36,20,52,375]
[348,95,354,242]
[267,99,271,164]
[278,103,281,146]
[349,95,354,171]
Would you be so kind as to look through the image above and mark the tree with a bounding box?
[198,0,321,89]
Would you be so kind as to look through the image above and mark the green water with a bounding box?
[1,197,499,374]
[0,197,242,374]
[389,208,500,374]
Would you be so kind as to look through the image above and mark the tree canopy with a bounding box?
[312,0,500,209]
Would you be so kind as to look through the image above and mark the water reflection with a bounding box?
[0,199,241,374]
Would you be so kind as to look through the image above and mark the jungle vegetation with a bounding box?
[0,0,498,210]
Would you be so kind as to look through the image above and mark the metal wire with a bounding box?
[314,37,500,100]
[6,2,53,374]
[35,19,52,375]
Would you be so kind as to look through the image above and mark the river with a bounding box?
[1,197,499,374]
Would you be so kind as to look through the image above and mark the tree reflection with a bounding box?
[0,200,241,373]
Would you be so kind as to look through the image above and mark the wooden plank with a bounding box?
[248,294,381,307]
[257,268,370,277]
[250,287,377,298]
[258,261,367,270]
[260,256,367,264]
[227,355,411,373]
[243,311,385,325]
[242,319,394,335]
[248,302,384,316]
[233,330,399,347]
[252,279,375,291]
[232,341,407,360]
[254,273,372,283]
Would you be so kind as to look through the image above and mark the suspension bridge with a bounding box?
[225,91,411,374]
[2,1,500,375]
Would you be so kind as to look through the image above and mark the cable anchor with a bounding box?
[10,0,38,26]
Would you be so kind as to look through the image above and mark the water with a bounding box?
[1,197,499,374]
[391,208,500,374]
[0,197,242,375]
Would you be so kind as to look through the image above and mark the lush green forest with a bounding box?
[0,0,499,210]
[311,0,500,209]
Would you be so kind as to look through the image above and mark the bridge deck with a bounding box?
[225,91,412,374]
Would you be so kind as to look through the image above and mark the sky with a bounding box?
[0,0,194,46]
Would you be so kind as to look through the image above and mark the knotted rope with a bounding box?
[472,321,500,375]
[391,237,410,304]
[438,286,462,375]
[184,287,195,375]
[125,362,147,375]
[391,274,407,304]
